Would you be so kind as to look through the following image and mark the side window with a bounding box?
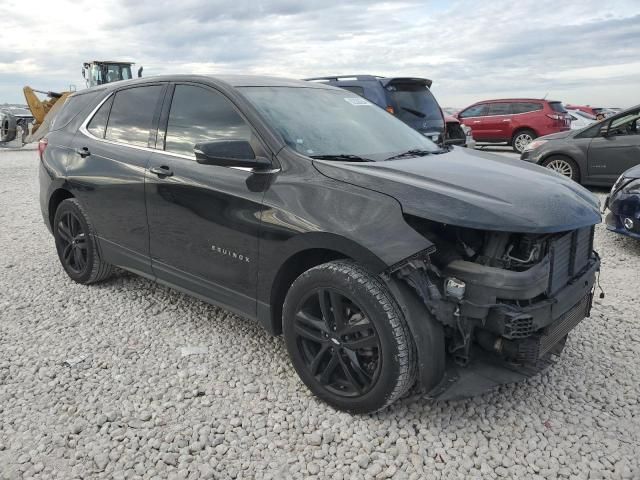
[340,86,365,97]
[87,95,114,139]
[105,85,163,147]
[513,102,543,114]
[487,103,512,116]
[459,104,488,118]
[609,111,640,136]
[165,84,252,158]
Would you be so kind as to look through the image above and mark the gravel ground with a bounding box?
[1,148,639,480]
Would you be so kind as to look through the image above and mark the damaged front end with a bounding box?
[386,216,600,400]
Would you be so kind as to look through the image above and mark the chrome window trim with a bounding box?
[78,91,280,174]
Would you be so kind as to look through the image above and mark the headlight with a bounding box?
[622,179,640,194]
[523,139,547,152]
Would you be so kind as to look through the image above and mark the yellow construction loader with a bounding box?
[0,61,141,146]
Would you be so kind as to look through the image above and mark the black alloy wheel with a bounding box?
[56,210,89,274]
[293,288,382,397]
[53,198,113,284]
[283,260,417,413]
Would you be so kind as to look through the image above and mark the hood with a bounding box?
[313,147,601,234]
[539,130,574,141]
[622,164,640,180]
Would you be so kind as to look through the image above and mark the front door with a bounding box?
[482,102,513,141]
[588,108,640,182]
[145,83,271,317]
[458,104,489,141]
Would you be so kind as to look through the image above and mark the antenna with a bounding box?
[542,92,548,100]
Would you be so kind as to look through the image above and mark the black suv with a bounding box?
[39,75,601,413]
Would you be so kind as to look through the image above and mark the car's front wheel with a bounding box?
[283,260,416,413]
[541,156,580,182]
[512,129,537,153]
[53,198,113,284]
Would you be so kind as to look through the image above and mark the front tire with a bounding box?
[512,129,536,153]
[53,198,113,284]
[283,260,416,413]
[541,156,580,182]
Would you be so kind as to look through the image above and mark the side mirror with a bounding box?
[600,124,610,137]
[194,140,272,170]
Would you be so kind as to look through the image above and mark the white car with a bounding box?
[567,109,596,130]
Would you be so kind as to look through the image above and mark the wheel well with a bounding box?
[269,248,350,335]
[48,189,74,229]
[511,127,537,143]
[540,153,581,178]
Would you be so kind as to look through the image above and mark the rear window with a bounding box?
[51,91,101,131]
[388,83,443,122]
[512,102,543,114]
[549,102,567,113]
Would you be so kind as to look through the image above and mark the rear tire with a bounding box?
[283,260,416,413]
[53,198,113,284]
[512,129,536,153]
[541,156,580,182]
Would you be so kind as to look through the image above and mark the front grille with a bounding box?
[548,226,594,295]
[504,314,534,339]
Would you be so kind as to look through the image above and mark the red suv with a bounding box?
[456,99,571,153]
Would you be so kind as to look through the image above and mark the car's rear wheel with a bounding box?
[283,260,416,413]
[512,129,536,153]
[53,198,113,284]
[542,156,580,182]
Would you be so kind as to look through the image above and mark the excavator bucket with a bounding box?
[22,87,71,143]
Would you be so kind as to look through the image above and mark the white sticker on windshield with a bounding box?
[344,97,371,106]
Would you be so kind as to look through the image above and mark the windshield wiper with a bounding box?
[384,149,434,161]
[310,154,373,162]
[401,106,426,118]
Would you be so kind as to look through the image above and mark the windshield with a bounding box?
[388,83,444,134]
[240,86,440,160]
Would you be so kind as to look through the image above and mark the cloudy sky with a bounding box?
[1,0,639,107]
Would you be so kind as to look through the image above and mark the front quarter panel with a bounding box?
[257,150,433,303]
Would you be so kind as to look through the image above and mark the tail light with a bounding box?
[386,106,395,114]
[37,138,48,161]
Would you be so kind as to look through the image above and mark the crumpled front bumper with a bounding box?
[428,254,599,400]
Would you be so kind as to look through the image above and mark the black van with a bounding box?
[305,75,450,143]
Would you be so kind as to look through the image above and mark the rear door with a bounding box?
[588,108,640,181]
[482,102,513,141]
[70,84,166,275]
[458,104,489,140]
[145,82,271,317]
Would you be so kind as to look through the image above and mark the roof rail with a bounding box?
[304,75,384,82]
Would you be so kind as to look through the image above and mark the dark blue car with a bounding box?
[605,164,640,239]
[305,75,448,143]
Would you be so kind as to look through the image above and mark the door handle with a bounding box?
[149,165,173,177]
[502,119,511,122]
[75,147,91,158]
[473,120,481,124]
